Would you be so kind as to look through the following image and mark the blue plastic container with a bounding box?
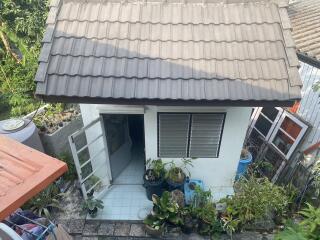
[235,152,253,180]
[184,179,204,205]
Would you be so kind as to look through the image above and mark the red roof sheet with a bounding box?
[0,135,68,220]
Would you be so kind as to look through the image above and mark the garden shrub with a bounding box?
[220,175,289,230]
[275,203,320,240]
[0,0,49,116]
[58,152,77,181]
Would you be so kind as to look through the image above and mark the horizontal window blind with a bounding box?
[158,114,190,157]
[158,113,225,158]
[189,114,225,157]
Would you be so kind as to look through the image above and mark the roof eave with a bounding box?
[38,95,299,107]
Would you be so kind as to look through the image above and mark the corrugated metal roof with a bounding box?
[288,0,320,61]
[0,136,67,220]
[35,0,301,104]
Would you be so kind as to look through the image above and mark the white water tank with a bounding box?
[0,119,44,152]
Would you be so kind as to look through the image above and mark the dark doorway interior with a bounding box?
[128,115,145,148]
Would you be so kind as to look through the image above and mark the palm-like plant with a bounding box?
[28,184,65,218]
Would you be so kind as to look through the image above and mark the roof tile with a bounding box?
[36,0,301,103]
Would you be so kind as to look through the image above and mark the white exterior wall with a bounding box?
[298,61,320,150]
[80,104,251,200]
[144,106,251,200]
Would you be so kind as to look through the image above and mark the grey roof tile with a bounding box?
[288,0,320,60]
[35,0,301,103]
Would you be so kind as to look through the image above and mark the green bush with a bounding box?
[24,184,65,218]
[0,0,49,116]
[275,203,320,240]
[220,175,289,230]
[58,152,77,181]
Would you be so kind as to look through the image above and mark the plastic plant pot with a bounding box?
[235,152,253,180]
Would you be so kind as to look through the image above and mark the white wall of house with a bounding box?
[297,61,320,150]
[80,104,251,200]
[144,106,251,200]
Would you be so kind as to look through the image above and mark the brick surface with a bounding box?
[68,219,85,234]
[129,224,146,237]
[83,221,101,236]
[97,223,115,236]
[114,223,131,237]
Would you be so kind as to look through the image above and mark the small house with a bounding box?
[35,0,301,219]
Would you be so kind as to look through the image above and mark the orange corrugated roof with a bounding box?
[0,135,68,220]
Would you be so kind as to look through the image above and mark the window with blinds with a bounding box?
[158,113,225,158]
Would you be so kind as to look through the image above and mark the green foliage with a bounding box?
[25,184,65,219]
[0,52,40,116]
[191,186,212,209]
[299,203,320,239]
[1,0,48,45]
[82,195,104,211]
[33,103,65,129]
[57,152,77,181]
[145,158,167,181]
[0,0,49,116]
[220,175,289,231]
[151,191,183,225]
[276,204,320,240]
[143,214,165,230]
[166,158,193,183]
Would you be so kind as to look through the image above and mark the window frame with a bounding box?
[157,112,226,158]
[269,111,308,159]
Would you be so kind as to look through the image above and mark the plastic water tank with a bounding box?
[0,119,44,152]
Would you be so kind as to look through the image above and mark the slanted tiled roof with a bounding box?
[0,136,67,220]
[35,0,301,105]
[288,0,320,61]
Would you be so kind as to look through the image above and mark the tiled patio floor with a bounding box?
[90,146,152,220]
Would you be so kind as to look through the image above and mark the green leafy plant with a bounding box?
[299,203,320,239]
[166,158,193,183]
[151,191,183,225]
[25,184,65,218]
[191,186,212,209]
[275,204,320,240]
[143,214,165,230]
[145,158,167,181]
[220,175,289,231]
[81,196,104,212]
[57,152,77,181]
[0,0,49,116]
[221,214,240,238]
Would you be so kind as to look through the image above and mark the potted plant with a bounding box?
[181,207,197,234]
[143,214,165,237]
[81,195,104,218]
[144,191,183,236]
[143,159,167,200]
[166,158,193,191]
[197,203,217,235]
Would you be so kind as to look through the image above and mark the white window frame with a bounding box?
[269,111,308,159]
[249,107,284,140]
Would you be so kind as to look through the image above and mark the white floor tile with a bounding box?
[89,147,153,220]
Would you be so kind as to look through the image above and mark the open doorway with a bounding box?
[100,114,152,220]
[102,114,145,184]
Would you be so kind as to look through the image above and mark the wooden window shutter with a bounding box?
[189,114,225,157]
[158,114,190,157]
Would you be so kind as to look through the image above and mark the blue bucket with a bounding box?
[235,152,253,180]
